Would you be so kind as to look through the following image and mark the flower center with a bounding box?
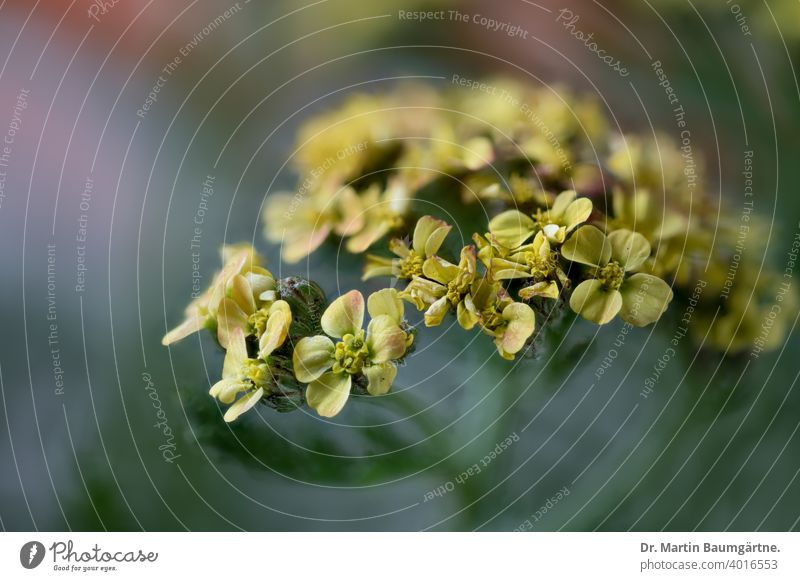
[597,261,625,291]
[332,330,370,375]
[446,270,473,305]
[533,208,554,230]
[248,307,271,337]
[524,249,557,282]
[481,306,504,330]
[399,250,424,278]
[242,359,271,388]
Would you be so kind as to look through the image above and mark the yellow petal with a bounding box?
[292,335,335,383]
[366,315,407,363]
[630,189,652,224]
[491,258,530,280]
[461,136,493,170]
[457,296,480,330]
[563,197,593,232]
[207,249,249,315]
[550,190,577,217]
[399,276,446,310]
[222,327,249,380]
[258,301,292,358]
[281,224,332,264]
[469,277,498,311]
[497,302,536,356]
[210,378,249,404]
[217,298,250,349]
[474,237,496,267]
[608,229,651,271]
[162,316,206,345]
[321,290,364,338]
[246,272,275,299]
[518,281,560,300]
[306,372,352,417]
[561,225,611,267]
[335,186,365,237]
[413,215,452,257]
[569,279,622,325]
[422,256,460,284]
[425,226,452,258]
[424,296,450,326]
[223,388,264,422]
[220,243,259,271]
[619,273,673,326]
[362,255,398,281]
[228,274,256,315]
[388,238,410,259]
[346,220,392,254]
[367,288,404,324]
[458,245,477,274]
[532,230,552,257]
[259,290,277,303]
[611,188,630,224]
[263,194,295,243]
[659,211,687,240]
[489,210,535,249]
[364,363,397,396]
[384,177,411,213]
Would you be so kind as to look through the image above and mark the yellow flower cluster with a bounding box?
[368,216,539,360]
[263,79,793,354]
[163,245,294,421]
[163,244,416,419]
[604,135,795,352]
[164,79,794,425]
[263,87,445,263]
[366,208,673,359]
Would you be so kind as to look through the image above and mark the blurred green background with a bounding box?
[0,0,797,531]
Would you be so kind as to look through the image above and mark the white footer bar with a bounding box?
[1,532,798,579]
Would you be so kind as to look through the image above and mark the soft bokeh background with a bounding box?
[0,0,798,531]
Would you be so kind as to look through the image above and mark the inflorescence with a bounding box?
[163,80,794,421]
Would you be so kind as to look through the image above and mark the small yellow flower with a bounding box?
[254,301,292,358]
[462,277,537,359]
[263,180,339,264]
[607,133,687,195]
[607,187,686,244]
[342,178,411,254]
[471,232,501,268]
[398,275,447,312]
[292,289,409,417]
[265,176,414,262]
[647,227,710,287]
[430,123,494,172]
[561,225,673,326]
[294,93,390,180]
[215,269,291,351]
[162,244,263,346]
[208,328,267,422]
[399,245,478,328]
[292,87,444,181]
[489,190,593,248]
[506,174,553,206]
[489,231,568,301]
[363,215,452,280]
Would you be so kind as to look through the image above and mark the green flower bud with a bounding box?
[277,277,327,340]
[262,352,305,413]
